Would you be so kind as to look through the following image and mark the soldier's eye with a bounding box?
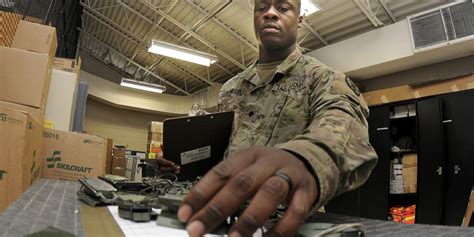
[279,4,290,12]
[255,4,267,12]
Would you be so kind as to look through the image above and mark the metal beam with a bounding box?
[125,0,178,67]
[302,20,328,45]
[139,0,247,70]
[79,28,191,95]
[81,2,213,86]
[378,0,397,23]
[180,0,232,43]
[146,0,232,77]
[185,0,258,52]
[117,0,235,78]
[353,0,383,27]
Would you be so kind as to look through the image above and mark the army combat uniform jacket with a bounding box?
[217,48,378,211]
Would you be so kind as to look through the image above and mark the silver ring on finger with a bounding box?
[273,171,293,195]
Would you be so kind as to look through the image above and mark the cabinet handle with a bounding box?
[454,165,460,175]
[376,127,389,131]
[437,167,443,176]
[442,120,453,124]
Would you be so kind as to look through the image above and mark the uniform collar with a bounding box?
[242,48,303,85]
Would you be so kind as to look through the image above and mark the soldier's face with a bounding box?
[254,0,302,50]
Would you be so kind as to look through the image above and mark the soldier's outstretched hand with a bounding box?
[177,146,318,237]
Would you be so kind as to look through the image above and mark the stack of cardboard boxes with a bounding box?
[402,154,417,193]
[390,153,418,194]
[147,121,163,159]
[0,20,56,123]
[0,20,108,212]
[111,147,127,176]
[390,157,404,194]
[0,20,56,212]
[0,106,43,213]
[109,148,143,181]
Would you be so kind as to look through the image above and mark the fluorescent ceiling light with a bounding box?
[120,78,166,94]
[300,0,321,16]
[148,40,218,67]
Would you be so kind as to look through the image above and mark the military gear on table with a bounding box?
[217,48,377,213]
[77,177,117,206]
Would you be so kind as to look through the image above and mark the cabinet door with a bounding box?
[359,106,391,220]
[324,189,360,217]
[416,97,445,224]
[325,105,390,218]
[441,90,474,225]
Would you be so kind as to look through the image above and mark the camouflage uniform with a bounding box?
[217,48,378,211]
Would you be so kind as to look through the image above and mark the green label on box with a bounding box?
[46,151,93,173]
[0,170,6,180]
[46,151,62,168]
[0,113,6,122]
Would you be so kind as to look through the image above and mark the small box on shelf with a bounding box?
[148,121,163,133]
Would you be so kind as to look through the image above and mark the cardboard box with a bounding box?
[53,57,81,74]
[113,148,126,157]
[112,157,127,169]
[12,20,57,59]
[403,184,417,194]
[112,167,126,177]
[403,154,417,168]
[0,106,43,212]
[0,100,44,123]
[148,132,162,142]
[403,167,417,185]
[42,128,106,181]
[105,139,113,174]
[0,46,52,109]
[148,121,163,133]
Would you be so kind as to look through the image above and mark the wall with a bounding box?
[80,70,222,115]
[308,19,474,79]
[359,55,474,92]
[84,98,172,152]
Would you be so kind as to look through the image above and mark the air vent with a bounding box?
[408,1,473,52]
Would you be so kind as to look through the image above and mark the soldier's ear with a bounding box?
[298,15,303,28]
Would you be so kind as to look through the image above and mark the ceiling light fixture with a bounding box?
[148,40,218,67]
[300,0,321,16]
[120,78,166,94]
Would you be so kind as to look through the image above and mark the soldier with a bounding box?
[160,0,378,236]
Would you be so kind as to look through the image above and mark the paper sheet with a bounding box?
[107,206,224,237]
[107,206,263,237]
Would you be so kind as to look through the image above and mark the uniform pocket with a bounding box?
[255,89,290,145]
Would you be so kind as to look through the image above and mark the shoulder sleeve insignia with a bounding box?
[345,77,361,96]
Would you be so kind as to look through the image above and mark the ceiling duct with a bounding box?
[408,1,473,52]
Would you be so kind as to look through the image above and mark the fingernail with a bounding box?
[186,221,205,237]
[178,204,192,222]
[229,231,242,237]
